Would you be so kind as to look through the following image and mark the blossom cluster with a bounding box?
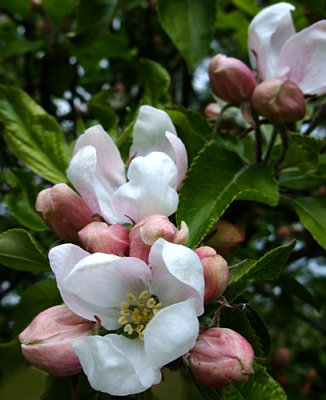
[208,2,326,125]
[19,104,254,396]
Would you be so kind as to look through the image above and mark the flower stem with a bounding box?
[275,125,289,170]
[263,127,277,163]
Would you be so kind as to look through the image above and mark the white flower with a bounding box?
[67,106,187,225]
[49,238,204,396]
[248,2,326,95]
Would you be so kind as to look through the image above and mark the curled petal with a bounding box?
[67,126,126,224]
[130,105,177,160]
[112,152,178,223]
[248,2,295,80]
[144,298,199,371]
[73,335,161,396]
[149,239,204,315]
[276,20,326,95]
[165,131,188,188]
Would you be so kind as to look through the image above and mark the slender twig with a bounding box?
[263,127,278,163]
[254,123,262,162]
[275,125,289,170]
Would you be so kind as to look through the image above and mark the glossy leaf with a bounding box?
[224,363,287,399]
[138,59,170,107]
[0,229,49,272]
[287,197,326,249]
[226,241,295,301]
[87,90,119,131]
[5,169,47,231]
[177,142,279,248]
[0,85,69,183]
[157,0,216,70]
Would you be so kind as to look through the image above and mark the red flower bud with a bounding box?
[19,305,94,376]
[78,222,130,255]
[209,55,257,105]
[189,328,254,388]
[129,215,188,263]
[205,220,245,256]
[36,184,93,242]
[251,78,306,124]
[194,247,229,302]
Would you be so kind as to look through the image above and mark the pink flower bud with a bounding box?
[194,247,229,302]
[209,54,257,105]
[205,220,245,256]
[251,78,306,124]
[36,184,93,242]
[129,215,189,263]
[189,328,254,388]
[78,222,129,255]
[204,103,221,119]
[19,305,94,376]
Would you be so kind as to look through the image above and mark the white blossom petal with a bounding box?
[67,125,126,224]
[149,239,204,315]
[276,20,326,95]
[248,2,295,80]
[112,152,178,223]
[144,298,199,371]
[165,131,188,188]
[130,106,177,160]
[62,253,151,330]
[49,244,95,320]
[73,334,161,396]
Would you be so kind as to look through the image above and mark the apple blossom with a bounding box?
[129,214,189,263]
[248,2,326,96]
[189,328,254,388]
[251,77,306,124]
[49,238,204,396]
[78,222,130,255]
[19,305,94,376]
[35,183,93,242]
[194,246,229,302]
[209,54,257,105]
[67,105,187,226]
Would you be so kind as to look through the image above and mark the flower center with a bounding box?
[117,290,161,340]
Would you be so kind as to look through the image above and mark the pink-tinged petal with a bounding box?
[67,125,126,224]
[248,2,295,80]
[112,152,178,223]
[130,105,177,160]
[276,21,326,95]
[149,239,204,315]
[73,334,161,396]
[165,131,188,188]
[144,298,199,371]
[63,253,151,330]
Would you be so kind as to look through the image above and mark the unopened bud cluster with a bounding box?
[208,53,306,124]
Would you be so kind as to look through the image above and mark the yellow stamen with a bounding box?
[120,310,130,316]
[124,324,133,335]
[126,293,137,303]
[121,302,130,310]
[146,298,156,308]
[139,290,149,299]
[118,316,128,325]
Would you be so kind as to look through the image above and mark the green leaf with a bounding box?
[177,142,279,248]
[224,363,287,400]
[282,133,321,172]
[138,59,171,107]
[0,37,44,57]
[279,169,326,190]
[157,0,217,70]
[226,241,295,301]
[5,168,47,231]
[0,85,69,183]
[87,90,119,131]
[0,229,49,272]
[220,307,268,357]
[75,0,118,37]
[231,0,260,16]
[166,108,207,164]
[287,197,326,249]
[275,273,319,311]
[43,0,76,23]
[0,0,34,20]
[0,339,23,376]
[13,279,62,336]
